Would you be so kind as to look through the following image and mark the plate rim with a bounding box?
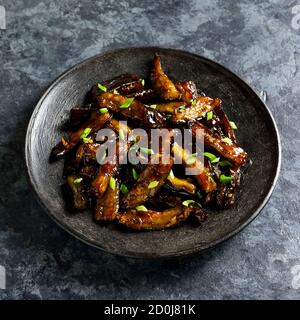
[25,46,282,259]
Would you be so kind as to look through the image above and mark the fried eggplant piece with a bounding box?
[155,101,186,113]
[79,165,98,181]
[149,188,183,209]
[172,143,217,193]
[92,137,131,195]
[176,80,198,102]
[107,118,134,141]
[122,154,174,208]
[215,166,241,209]
[50,112,111,162]
[214,105,237,143]
[117,205,191,230]
[68,105,94,129]
[189,205,207,224]
[63,176,88,210]
[191,122,247,166]
[151,55,181,100]
[94,180,119,221]
[97,92,167,129]
[172,96,221,123]
[75,142,100,165]
[167,175,196,194]
[87,74,142,103]
[128,89,157,104]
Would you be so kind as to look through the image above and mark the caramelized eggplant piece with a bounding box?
[151,55,181,100]
[97,92,167,129]
[117,205,191,230]
[167,175,196,194]
[63,176,88,210]
[215,166,241,209]
[128,89,157,104]
[191,122,247,166]
[79,165,98,181]
[107,118,133,141]
[176,81,198,102]
[50,112,111,162]
[94,180,119,221]
[92,138,131,195]
[172,143,217,193]
[172,96,221,123]
[87,74,141,103]
[214,105,237,143]
[68,105,94,129]
[189,205,207,224]
[122,154,174,208]
[149,189,183,209]
[75,142,100,165]
[155,101,186,113]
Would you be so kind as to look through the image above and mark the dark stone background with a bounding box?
[0,0,299,299]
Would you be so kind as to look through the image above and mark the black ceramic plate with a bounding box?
[25,47,281,258]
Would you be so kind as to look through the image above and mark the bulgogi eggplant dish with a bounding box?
[50,55,248,231]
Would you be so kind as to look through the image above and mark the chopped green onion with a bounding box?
[136,205,148,212]
[219,174,232,184]
[166,114,172,120]
[82,137,93,143]
[140,147,154,155]
[148,180,159,189]
[120,183,129,194]
[203,152,220,163]
[168,169,175,180]
[119,129,125,141]
[132,168,139,180]
[120,97,134,109]
[141,79,145,86]
[222,137,232,144]
[177,105,186,112]
[206,111,213,121]
[191,98,197,106]
[109,177,116,190]
[182,200,195,207]
[74,177,83,184]
[97,83,107,92]
[149,104,157,109]
[197,191,203,199]
[218,160,232,167]
[80,127,92,140]
[99,108,108,114]
[229,121,237,130]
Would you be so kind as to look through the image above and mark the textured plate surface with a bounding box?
[25,47,281,258]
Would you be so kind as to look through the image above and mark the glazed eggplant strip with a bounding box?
[213,105,237,143]
[151,55,181,100]
[117,205,191,230]
[50,112,111,162]
[122,153,174,209]
[51,54,249,231]
[176,81,198,102]
[88,74,143,103]
[191,122,247,166]
[172,143,217,193]
[97,92,167,129]
[155,101,186,113]
[167,175,196,194]
[94,179,119,221]
[172,96,221,124]
[92,138,131,196]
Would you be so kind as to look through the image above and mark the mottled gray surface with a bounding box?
[0,0,299,300]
